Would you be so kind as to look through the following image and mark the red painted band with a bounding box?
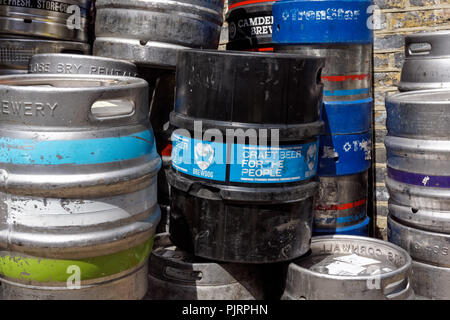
[228,0,276,10]
[322,74,371,82]
[315,198,367,211]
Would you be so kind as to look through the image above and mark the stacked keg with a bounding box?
[272,0,373,236]
[0,0,93,75]
[168,50,324,264]
[226,0,277,51]
[0,74,161,299]
[387,31,450,300]
[93,0,226,233]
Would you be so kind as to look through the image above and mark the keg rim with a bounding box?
[0,74,148,92]
[292,235,412,280]
[30,54,138,69]
[386,88,450,104]
[178,48,326,63]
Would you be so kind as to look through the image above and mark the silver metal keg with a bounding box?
[146,234,265,300]
[0,37,90,75]
[0,0,92,42]
[0,74,161,300]
[399,31,450,92]
[281,235,414,300]
[276,44,372,102]
[94,0,225,68]
[313,172,368,232]
[29,53,138,76]
[388,215,450,268]
[388,215,450,300]
[385,90,450,211]
[411,260,450,300]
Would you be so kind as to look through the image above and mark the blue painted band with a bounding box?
[388,167,450,188]
[273,0,374,44]
[322,98,373,134]
[313,217,370,236]
[0,130,156,165]
[324,88,370,97]
[318,131,372,176]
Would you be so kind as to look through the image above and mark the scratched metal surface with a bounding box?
[94,0,225,68]
[0,74,161,299]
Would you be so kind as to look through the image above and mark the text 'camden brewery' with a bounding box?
[226,0,277,51]
[168,49,324,264]
[273,0,373,236]
[0,74,161,300]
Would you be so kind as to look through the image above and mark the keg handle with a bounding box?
[163,266,203,283]
[90,98,136,121]
[407,42,432,56]
[383,278,411,300]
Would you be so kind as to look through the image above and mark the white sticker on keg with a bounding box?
[325,261,366,276]
[333,254,381,267]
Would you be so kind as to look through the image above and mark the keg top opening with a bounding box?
[293,235,411,279]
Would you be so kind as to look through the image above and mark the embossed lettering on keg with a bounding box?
[399,31,450,92]
[0,0,92,42]
[146,234,264,300]
[29,54,138,76]
[0,37,90,74]
[0,74,161,300]
[281,236,414,300]
[388,215,450,268]
[94,0,225,68]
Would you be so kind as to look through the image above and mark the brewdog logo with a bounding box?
[194,143,214,171]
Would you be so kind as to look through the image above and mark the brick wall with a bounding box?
[373,0,450,239]
[219,1,450,240]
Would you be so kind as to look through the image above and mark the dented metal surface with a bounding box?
[94,0,225,68]
[0,74,161,299]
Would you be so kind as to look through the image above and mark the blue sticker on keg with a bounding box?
[318,132,372,176]
[229,142,319,183]
[171,133,319,183]
[171,133,227,182]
